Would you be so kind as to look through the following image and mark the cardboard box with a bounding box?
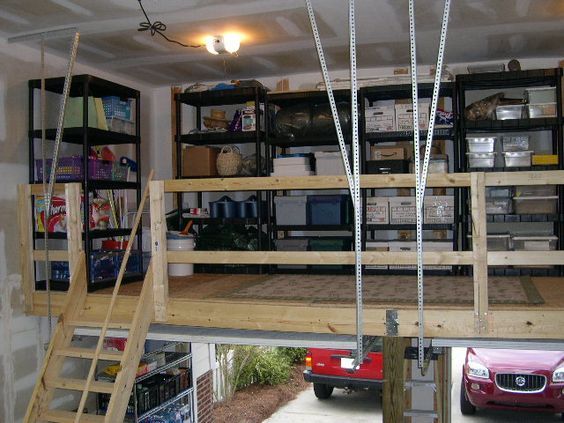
[370,146,406,161]
[424,196,454,224]
[366,241,388,270]
[389,196,416,224]
[182,146,219,177]
[365,105,395,132]
[395,102,430,131]
[366,197,389,224]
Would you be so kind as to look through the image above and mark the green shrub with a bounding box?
[254,349,292,385]
[277,347,308,364]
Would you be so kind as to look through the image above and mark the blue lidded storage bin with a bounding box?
[237,195,266,219]
[307,195,351,225]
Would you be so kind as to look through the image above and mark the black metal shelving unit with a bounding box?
[359,82,460,275]
[28,74,142,291]
[175,87,268,274]
[267,89,355,274]
[457,68,564,276]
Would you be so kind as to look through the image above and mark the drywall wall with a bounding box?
[0,36,153,422]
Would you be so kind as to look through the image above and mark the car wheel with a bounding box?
[460,379,476,415]
[313,383,334,399]
[561,412,564,421]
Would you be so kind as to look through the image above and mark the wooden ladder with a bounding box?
[25,172,155,423]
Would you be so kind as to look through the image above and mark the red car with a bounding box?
[461,348,564,419]
[303,344,383,399]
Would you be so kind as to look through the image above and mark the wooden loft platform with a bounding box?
[19,171,564,341]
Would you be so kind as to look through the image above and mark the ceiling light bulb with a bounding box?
[223,33,241,54]
[205,34,241,55]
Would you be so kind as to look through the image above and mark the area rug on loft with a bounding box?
[216,275,544,305]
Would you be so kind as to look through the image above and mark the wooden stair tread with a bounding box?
[47,377,115,394]
[55,347,123,362]
[67,319,132,330]
[41,409,105,423]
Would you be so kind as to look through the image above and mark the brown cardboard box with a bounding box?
[370,146,406,161]
[182,146,219,177]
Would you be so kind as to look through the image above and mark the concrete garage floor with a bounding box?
[265,348,561,422]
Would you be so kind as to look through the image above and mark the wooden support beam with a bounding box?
[488,251,564,266]
[30,183,66,195]
[150,180,169,322]
[17,184,34,313]
[65,183,82,272]
[33,250,69,261]
[383,337,410,423]
[167,250,474,265]
[485,170,564,186]
[163,173,472,193]
[471,172,489,335]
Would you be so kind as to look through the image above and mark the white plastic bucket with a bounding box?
[167,232,195,276]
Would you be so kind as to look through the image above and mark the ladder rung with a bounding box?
[67,319,132,330]
[403,409,438,418]
[41,409,105,423]
[47,377,114,394]
[55,347,123,362]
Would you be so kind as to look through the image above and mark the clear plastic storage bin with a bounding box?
[524,87,556,104]
[466,137,496,153]
[513,196,558,214]
[515,185,556,197]
[467,152,496,168]
[467,234,511,251]
[502,151,532,167]
[486,187,513,198]
[512,235,557,251]
[501,135,529,152]
[486,198,512,214]
[496,105,524,120]
[528,103,557,118]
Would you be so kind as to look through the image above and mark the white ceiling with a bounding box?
[2,0,563,86]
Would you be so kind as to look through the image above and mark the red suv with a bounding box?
[461,348,564,419]
[303,342,384,399]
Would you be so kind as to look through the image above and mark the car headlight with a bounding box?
[553,367,564,382]
[468,361,489,379]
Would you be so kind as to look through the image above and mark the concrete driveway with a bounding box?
[264,348,562,422]
[263,387,382,422]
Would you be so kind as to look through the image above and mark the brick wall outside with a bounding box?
[196,370,213,423]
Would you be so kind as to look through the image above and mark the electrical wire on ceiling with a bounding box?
[137,0,203,48]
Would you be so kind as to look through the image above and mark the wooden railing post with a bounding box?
[17,184,34,313]
[470,172,489,334]
[150,180,169,321]
[64,183,82,278]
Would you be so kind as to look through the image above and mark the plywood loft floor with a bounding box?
[31,275,564,339]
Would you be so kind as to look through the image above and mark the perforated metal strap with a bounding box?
[306,0,364,365]
[305,0,355,196]
[409,0,451,369]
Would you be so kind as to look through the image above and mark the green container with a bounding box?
[309,238,352,270]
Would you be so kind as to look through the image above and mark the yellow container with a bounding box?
[532,154,558,165]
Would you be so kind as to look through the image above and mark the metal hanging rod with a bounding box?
[8,27,78,43]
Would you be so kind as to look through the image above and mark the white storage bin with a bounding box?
[524,87,556,104]
[502,151,532,167]
[389,197,416,224]
[314,151,346,175]
[467,137,496,153]
[366,241,388,270]
[501,135,529,152]
[274,196,307,225]
[424,196,454,224]
[417,155,448,174]
[496,105,524,120]
[366,197,389,224]
[528,103,557,118]
[512,235,557,251]
[513,196,558,214]
[467,152,496,168]
[515,185,556,197]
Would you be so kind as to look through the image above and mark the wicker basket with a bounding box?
[216,145,242,176]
